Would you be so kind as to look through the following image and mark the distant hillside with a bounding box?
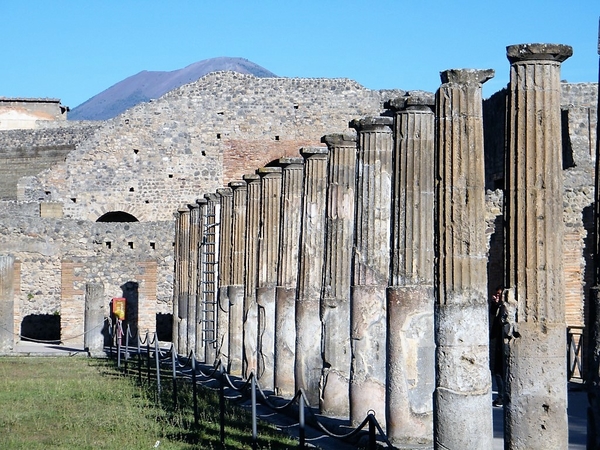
[68,57,277,121]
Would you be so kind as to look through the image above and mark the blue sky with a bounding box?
[2,1,598,108]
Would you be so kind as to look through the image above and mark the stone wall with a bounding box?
[0,202,173,346]
[0,122,101,200]
[0,98,68,130]
[18,72,402,222]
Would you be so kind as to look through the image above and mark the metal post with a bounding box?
[251,374,257,450]
[192,353,199,428]
[137,332,142,384]
[154,335,161,398]
[299,392,305,449]
[171,345,178,409]
[146,332,151,383]
[368,415,376,450]
[117,320,122,369]
[219,362,225,447]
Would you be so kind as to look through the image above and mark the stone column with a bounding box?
[295,146,329,406]
[386,94,435,445]
[349,116,393,426]
[188,202,201,358]
[256,166,283,391]
[172,211,180,351]
[229,180,247,375]
[589,30,600,450]
[176,207,190,355]
[504,44,572,449]
[320,133,356,417]
[202,193,220,365]
[274,157,304,397]
[217,187,233,369]
[434,68,494,449]
[243,173,261,378]
[0,255,15,353]
[84,283,105,356]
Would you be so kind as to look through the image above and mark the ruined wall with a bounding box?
[0,202,173,345]
[0,98,68,130]
[18,72,401,222]
[0,122,101,200]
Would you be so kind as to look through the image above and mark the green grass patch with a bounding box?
[0,356,298,449]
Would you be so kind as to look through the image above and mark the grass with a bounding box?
[0,356,299,449]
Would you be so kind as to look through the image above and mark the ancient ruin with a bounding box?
[0,40,598,448]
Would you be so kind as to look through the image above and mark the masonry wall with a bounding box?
[0,123,101,200]
[0,202,173,346]
[17,72,402,222]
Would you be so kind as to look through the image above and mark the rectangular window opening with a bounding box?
[150,242,156,250]
[128,242,134,249]
[105,242,112,249]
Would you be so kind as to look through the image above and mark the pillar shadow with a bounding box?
[120,281,139,339]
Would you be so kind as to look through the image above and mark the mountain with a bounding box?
[68,57,277,121]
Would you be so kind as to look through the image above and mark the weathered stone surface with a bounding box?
[256,166,282,390]
[84,283,105,356]
[295,147,328,406]
[176,208,190,355]
[349,116,393,426]
[243,173,261,378]
[434,68,493,449]
[0,255,15,352]
[274,157,303,397]
[504,43,571,449]
[386,94,435,445]
[202,193,220,364]
[320,133,356,417]
[216,187,232,368]
[188,202,200,358]
[228,180,247,376]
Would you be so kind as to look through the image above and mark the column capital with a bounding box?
[258,166,283,177]
[229,180,247,190]
[506,43,573,64]
[440,69,494,85]
[389,92,435,112]
[279,156,304,168]
[300,146,329,159]
[350,116,393,132]
[321,132,357,148]
[204,192,220,202]
[195,197,207,206]
[242,173,261,183]
[217,187,233,197]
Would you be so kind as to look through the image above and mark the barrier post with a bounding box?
[154,335,161,398]
[251,374,257,450]
[368,415,376,450]
[137,333,142,384]
[299,392,305,449]
[146,332,151,383]
[192,354,199,427]
[171,345,178,409]
[219,362,225,447]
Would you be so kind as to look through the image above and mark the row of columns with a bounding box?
[171,43,572,449]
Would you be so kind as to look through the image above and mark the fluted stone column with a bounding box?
[504,44,572,449]
[434,68,494,449]
[320,133,356,417]
[217,187,233,370]
[256,166,283,391]
[386,94,435,445]
[176,207,191,355]
[349,116,393,426]
[296,147,329,406]
[84,283,105,356]
[229,180,247,375]
[202,193,220,365]
[243,173,261,378]
[0,255,15,352]
[274,157,304,397]
[188,202,201,358]
[589,31,600,450]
